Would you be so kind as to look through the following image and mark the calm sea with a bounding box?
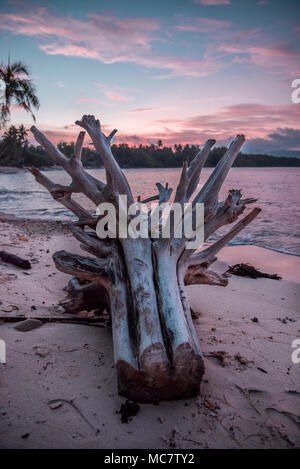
[0,167,299,256]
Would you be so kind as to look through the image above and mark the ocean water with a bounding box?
[0,167,299,256]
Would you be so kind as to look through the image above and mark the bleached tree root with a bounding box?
[116,349,205,403]
[29,114,261,402]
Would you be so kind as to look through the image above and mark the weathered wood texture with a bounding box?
[29,115,261,402]
[0,251,31,269]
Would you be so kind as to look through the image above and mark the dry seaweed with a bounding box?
[224,263,281,280]
[117,400,140,423]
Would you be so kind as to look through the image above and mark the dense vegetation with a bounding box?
[0,125,299,168]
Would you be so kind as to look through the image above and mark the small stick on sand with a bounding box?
[0,251,31,270]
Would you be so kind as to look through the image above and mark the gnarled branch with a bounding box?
[188,207,261,267]
[193,134,245,211]
[74,130,86,161]
[75,115,134,203]
[186,139,216,200]
[69,225,115,258]
[31,126,106,205]
[28,167,91,220]
[53,250,113,290]
[185,265,228,287]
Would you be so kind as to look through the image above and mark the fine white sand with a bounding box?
[0,218,299,449]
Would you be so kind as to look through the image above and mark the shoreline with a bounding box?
[0,215,300,449]
[218,244,300,283]
[1,164,300,174]
[1,211,299,259]
[229,242,300,259]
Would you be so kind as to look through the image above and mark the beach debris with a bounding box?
[234,353,252,368]
[0,314,108,327]
[21,433,30,439]
[251,317,259,322]
[204,398,217,411]
[277,317,288,324]
[190,308,201,319]
[18,236,29,241]
[257,367,268,374]
[33,345,51,358]
[0,273,18,283]
[49,401,63,410]
[206,350,252,370]
[160,428,181,448]
[14,318,42,332]
[167,428,180,448]
[48,399,97,433]
[117,400,140,423]
[277,317,296,324]
[0,250,31,270]
[59,277,110,319]
[224,263,281,280]
[205,350,229,367]
[1,304,19,313]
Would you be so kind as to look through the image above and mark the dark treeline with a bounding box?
[1,125,299,168]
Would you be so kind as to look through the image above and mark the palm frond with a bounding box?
[10,61,30,76]
[0,60,39,126]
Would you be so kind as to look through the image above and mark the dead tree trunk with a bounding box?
[29,115,260,403]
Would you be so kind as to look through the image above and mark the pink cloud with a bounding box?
[0,6,298,82]
[4,7,294,80]
[194,0,231,5]
[215,37,300,76]
[0,9,159,58]
[249,45,300,74]
[175,17,231,33]
[93,82,132,102]
[30,121,114,145]
[0,8,222,78]
[149,54,222,78]
[29,126,79,144]
[78,97,94,102]
[39,43,100,60]
[147,103,300,144]
[35,102,300,148]
[126,108,160,113]
[106,91,132,101]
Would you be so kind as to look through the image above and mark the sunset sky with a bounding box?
[0,0,299,154]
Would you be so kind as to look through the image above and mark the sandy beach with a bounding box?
[0,166,26,174]
[0,216,299,449]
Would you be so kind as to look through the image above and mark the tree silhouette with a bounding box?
[0,60,40,127]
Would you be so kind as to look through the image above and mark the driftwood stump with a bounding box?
[29,115,260,402]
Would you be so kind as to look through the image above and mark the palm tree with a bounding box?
[0,124,29,165]
[16,124,28,144]
[0,60,40,127]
